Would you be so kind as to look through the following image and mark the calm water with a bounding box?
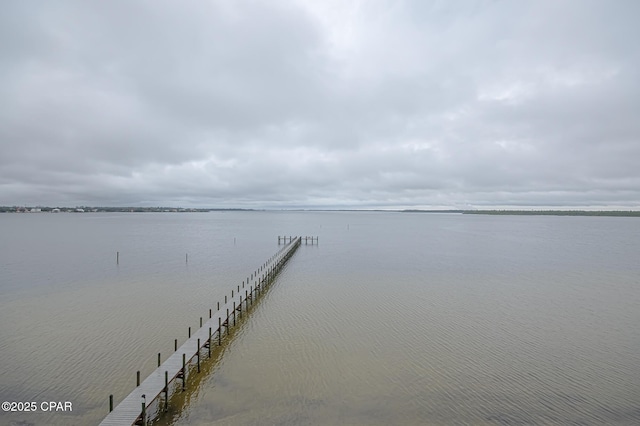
[1,212,639,425]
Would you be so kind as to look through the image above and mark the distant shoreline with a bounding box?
[2,206,639,217]
[0,207,255,213]
[405,210,640,217]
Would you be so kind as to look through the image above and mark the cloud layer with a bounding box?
[2,0,639,209]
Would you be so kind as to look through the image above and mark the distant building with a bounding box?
[51,208,61,213]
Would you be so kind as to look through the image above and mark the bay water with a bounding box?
[1,212,638,425]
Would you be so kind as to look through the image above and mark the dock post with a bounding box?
[116,252,119,264]
[225,295,227,303]
[209,309,212,319]
[158,353,161,367]
[189,327,191,338]
[200,317,202,327]
[226,309,229,335]
[164,371,168,411]
[175,339,177,352]
[182,354,186,391]
[109,394,113,412]
[217,301,220,311]
[137,371,140,387]
[197,338,200,373]
[208,327,212,357]
[141,395,146,426]
[233,302,236,326]
[218,317,222,345]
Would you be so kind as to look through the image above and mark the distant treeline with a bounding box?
[462,210,640,217]
[402,209,640,217]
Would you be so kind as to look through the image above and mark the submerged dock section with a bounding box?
[100,237,302,426]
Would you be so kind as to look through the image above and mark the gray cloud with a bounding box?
[1,0,639,209]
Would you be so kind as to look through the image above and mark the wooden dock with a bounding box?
[100,237,302,426]
[279,235,318,245]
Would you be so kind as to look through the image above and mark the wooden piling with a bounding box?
[181,354,186,391]
[158,353,161,367]
[164,371,168,411]
[136,371,140,387]
[140,396,146,425]
[109,395,113,412]
[197,338,200,373]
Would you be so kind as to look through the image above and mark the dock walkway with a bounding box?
[100,237,302,426]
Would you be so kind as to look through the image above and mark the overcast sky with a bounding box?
[1,0,639,209]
